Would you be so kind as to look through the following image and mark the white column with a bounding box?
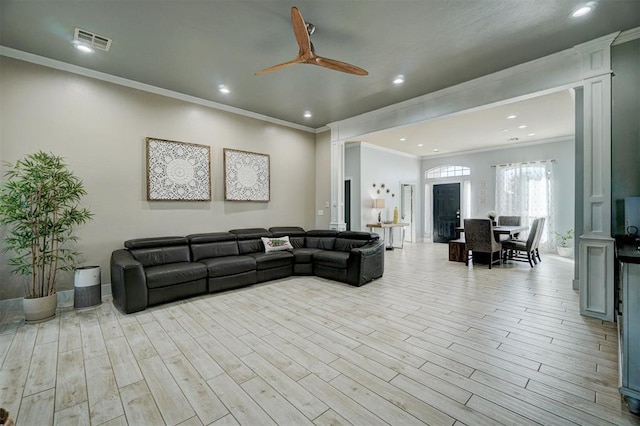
[328,125,346,231]
[575,34,618,321]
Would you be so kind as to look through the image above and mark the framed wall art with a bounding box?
[224,148,270,202]
[146,137,211,201]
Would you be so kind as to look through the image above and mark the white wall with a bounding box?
[345,143,421,241]
[421,138,575,240]
[0,57,317,299]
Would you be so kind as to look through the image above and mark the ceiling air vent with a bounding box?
[74,28,112,51]
[508,137,519,142]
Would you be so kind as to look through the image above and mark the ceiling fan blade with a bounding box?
[291,6,312,57]
[314,56,369,76]
[255,57,303,75]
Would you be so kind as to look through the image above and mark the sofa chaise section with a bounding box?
[313,231,385,286]
[111,236,207,314]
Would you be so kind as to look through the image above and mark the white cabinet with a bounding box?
[618,245,640,414]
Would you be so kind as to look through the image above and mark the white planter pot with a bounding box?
[23,293,57,323]
[557,246,574,258]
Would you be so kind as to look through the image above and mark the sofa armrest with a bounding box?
[347,240,385,286]
[110,249,148,314]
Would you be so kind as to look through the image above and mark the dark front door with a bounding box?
[433,183,461,243]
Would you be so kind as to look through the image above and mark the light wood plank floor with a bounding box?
[2,242,639,425]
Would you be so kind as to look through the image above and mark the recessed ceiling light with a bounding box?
[501,128,509,132]
[433,148,439,152]
[73,42,94,53]
[528,133,535,136]
[393,75,405,85]
[218,84,230,94]
[303,111,312,118]
[417,144,423,147]
[571,2,596,18]
[399,137,406,141]
[518,125,527,129]
[507,115,517,119]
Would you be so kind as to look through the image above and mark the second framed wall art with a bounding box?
[223,148,270,202]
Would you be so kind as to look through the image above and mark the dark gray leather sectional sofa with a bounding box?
[110,227,384,314]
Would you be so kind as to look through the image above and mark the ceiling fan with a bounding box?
[256,6,368,76]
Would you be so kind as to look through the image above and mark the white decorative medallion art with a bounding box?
[224,148,270,202]
[146,138,211,201]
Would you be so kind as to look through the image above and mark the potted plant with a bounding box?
[554,229,574,257]
[0,151,92,322]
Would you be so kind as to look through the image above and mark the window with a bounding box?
[495,161,554,248]
[426,165,470,179]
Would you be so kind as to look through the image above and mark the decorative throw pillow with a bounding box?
[261,236,294,253]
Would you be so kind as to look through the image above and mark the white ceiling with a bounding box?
[0,1,637,156]
[359,89,576,157]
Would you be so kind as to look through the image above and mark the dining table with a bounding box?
[455,224,528,239]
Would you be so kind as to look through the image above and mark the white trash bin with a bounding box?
[74,266,101,309]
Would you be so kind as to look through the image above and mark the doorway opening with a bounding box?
[400,183,416,242]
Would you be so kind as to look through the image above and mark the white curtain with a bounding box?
[495,161,554,249]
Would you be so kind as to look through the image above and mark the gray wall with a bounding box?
[421,139,575,240]
[0,57,317,299]
[612,39,640,235]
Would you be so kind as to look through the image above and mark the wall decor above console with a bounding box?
[224,148,270,202]
[146,137,211,201]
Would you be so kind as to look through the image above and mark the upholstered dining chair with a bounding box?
[463,218,503,269]
[502,217,541,267]
[532,217,546,263]
[497,215,522,241]
[497,215,522,226]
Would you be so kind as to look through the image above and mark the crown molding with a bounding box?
[0,46,317,134]
[613,26,640,45]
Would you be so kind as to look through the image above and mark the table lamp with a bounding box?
[374,198,385,223]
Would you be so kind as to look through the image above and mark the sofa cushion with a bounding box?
[305,230,338,250]
[199,255,256,278]
[230,228,272,254]
[188,233,239,261]
[313,250,350,269]
[334,231,376,252]
[248,251,294,270]
[269,227,306,248]
[292,247,322,263]
[261,236,294,252]
[145,262,207,289]
[129,245,191,267]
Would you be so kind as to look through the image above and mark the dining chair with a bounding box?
[532,217,546,263]
[497,215,522,241]
[463,218,503,269]
[501,218,541,267]
[497,216,522,226]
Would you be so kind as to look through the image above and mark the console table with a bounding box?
[366,223,409,250]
